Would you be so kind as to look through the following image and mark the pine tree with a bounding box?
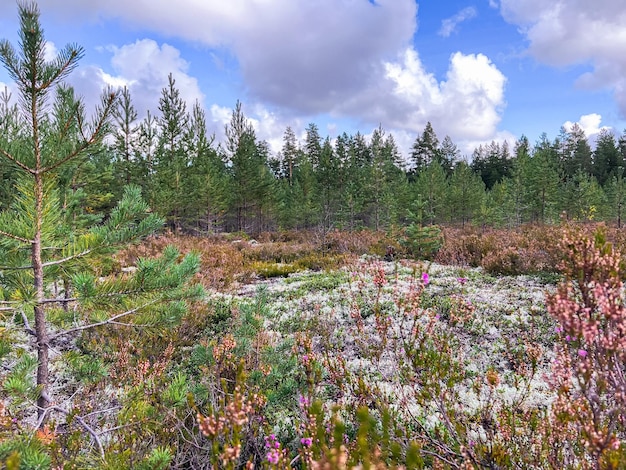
[414,160,448,225]
[224,101,274,233]
[112,86,141,188]
[366,126,405,230]
[593,129,622,186]
[184,101,230,232]
[438,135,459,176]
[561,123,593,178]
[447,161,485,226]
[0,86,19,211]
[527,134,561,223]
[410,121,440,176]
[0,2,202,442]
[154,73,190,231]
[606,172,626,228]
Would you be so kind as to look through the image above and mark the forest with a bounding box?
[2,2,626,470]
[2,54,625,235]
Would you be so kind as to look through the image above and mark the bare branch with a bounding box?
[48,300,158,340]
[51,406,105,459]
[20,309,36,336]
[40,296,78,304]
[0,264,32,270]
[81,406,121,419]
[42,249,92,268]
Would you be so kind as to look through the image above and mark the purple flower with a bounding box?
[578,349,588,358]
[299,395,309,407]
[421,272,429,285]
[457,277,468,285]
[267,451,279,465]
[301,437,313,447]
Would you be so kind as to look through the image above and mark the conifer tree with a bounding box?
[185,101,230,232]
[593,129,622,186]
[410,121,440,175]
[154,73,190,231]
[0,2,202,445]
[527,134,561,223]
[112,86,141,188]
[224,101,274,233]
[447,161,485,226]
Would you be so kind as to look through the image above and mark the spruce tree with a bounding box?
[0,2,202,449]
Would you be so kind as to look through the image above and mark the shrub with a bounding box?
[546,225,626,467]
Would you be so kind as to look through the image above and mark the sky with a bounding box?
[0,0,625,159]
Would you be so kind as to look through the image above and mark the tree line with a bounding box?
[2,74,626,235]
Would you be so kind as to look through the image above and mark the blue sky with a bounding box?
[0,0,625,158]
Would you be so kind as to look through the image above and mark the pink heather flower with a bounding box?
[578,349,588,358]
[267,450,279,465]
[457,277,468,285]
[299,395,309,407]
[565,335,571,342]
[555,326,563,333]
[421,272,429,285]
[301,437,313,447]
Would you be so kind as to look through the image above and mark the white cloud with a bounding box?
[43,41,57,62]
[499,0,626,116]
[36,0,417,115]
[439,7,478,37]
[371,48,507,141]
[563,113,610,137]
[69,39,204,118]
[1,0,514,154]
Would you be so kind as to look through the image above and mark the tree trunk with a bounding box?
[33,172,49,422]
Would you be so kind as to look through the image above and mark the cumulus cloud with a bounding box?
[366,48,507,141]
[35,0,417,115]
[498,0,626,116]
[68,39,204,117]
[439,7,478,37]
[3,0,513,152]
[563,113,610,137]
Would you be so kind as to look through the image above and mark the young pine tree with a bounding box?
[0,3,202,459]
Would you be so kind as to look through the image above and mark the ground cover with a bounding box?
[3,223,626,468]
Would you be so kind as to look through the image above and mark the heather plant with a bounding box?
[436,225,563,275]
[279,259,554,468]
[546,225,626,468]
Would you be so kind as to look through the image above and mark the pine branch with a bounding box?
[37,47,84,93]
[42,91,117,173]
[0,147,34,174]
[48,299,158,340]
[0,248,92,270]
[42,249,92,268]
[0,228,33,244]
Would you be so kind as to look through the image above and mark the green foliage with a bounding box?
[3,353,37,403]
[135,447,173,470]
[402,199,443,259]
[0,437,50,470]
[63,350,108,384]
